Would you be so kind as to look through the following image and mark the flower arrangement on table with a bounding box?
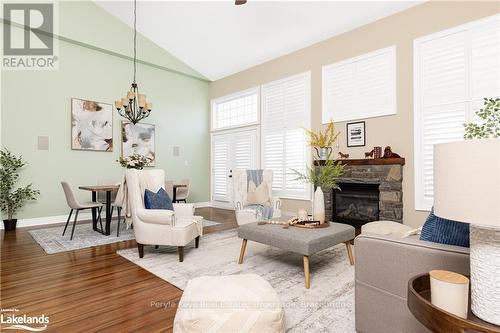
[117,154,152,170]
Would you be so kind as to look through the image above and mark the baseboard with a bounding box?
[193,201,211,208]
[0,212,93,230]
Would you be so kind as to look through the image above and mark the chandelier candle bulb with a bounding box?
[127,91,134,100]
[146,102,152,110]
[121,98,128,107]
[114,100,122,108]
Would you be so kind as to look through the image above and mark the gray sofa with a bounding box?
[354,232,470,333]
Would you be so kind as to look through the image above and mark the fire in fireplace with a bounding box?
[333,182,380,228]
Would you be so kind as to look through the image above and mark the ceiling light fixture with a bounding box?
[115,0,151,125]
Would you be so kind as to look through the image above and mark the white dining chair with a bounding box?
[175,179,190,203]
[61,182,104,240]
[165,180,174,200]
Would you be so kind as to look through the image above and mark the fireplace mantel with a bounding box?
[314,157,405,166]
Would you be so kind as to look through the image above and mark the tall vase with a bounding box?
[313,186,325,224]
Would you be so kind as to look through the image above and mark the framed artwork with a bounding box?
[346,121,366,147]
[121,121,156,166]
[71,98,113,151]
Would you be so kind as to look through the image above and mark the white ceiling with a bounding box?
[96,1,423,81]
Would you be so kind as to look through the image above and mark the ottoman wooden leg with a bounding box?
[238,239,247,264]
[303,255,310,289]
[344,241,354,265]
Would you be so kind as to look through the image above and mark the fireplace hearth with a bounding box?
[333,183,379,228]
[317,158,405,226]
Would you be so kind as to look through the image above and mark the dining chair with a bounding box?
[61,182,104,240]
[175,179,190,203]
[97,179,123,237]
[165,180,174,200]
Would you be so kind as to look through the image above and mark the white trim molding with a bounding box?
[0,212,93,229]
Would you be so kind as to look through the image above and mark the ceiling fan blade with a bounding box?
[235,0,247,5]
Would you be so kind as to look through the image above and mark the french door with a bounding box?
[211,127,259,206]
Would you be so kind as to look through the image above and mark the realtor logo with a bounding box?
[2,2,58,70]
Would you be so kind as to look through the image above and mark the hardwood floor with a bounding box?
[0,208,237,333]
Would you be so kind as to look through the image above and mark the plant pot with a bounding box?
[315,147,332,160]
[3,219,18,231]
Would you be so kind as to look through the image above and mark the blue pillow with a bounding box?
[420,208,469,248]
[144,187,173,210]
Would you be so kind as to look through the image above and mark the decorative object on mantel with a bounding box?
[338,152,349,159]
[463,97,499,139]
[364,149,374,158]
[346,121,366,147]
[121,122,156,165]
[71,98,113,152]
[117,154,152,170]
[434,138,500,325]
[382,146,401,158]
[114,0,152,125]
[0,149,40,231]
[303,120,339,160]
[373,146,382,158]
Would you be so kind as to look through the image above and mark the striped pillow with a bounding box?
[420,208,470,248]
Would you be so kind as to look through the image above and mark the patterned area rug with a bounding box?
[117,230,355,332]
[29,219,220,254]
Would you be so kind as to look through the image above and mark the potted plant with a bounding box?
[292,122,345,223]
[0,149,40,231]
[303,120,340,160]
[464,97,499,139]
[117,154,152,170]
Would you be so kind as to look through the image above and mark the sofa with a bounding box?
[354,232,470,333]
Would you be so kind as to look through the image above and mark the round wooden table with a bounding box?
[408,273,500,333]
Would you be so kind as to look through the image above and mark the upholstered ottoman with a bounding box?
[173,274,285,333]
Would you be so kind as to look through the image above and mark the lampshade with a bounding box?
[433,138,500,226]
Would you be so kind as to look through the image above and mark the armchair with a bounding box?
[232,169,282,225]
[125,169,203,262]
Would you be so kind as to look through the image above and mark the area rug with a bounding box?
[117,230,355,332]
[30,219,221,255]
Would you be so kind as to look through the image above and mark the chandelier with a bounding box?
[115,0,151,125]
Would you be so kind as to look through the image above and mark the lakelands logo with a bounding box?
[0,309,49,331]
[2,2,58,70]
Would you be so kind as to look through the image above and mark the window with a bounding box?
[322,46,396,123]
[414,15,500,210]
[212,88,259,130]
[262,72,311,199]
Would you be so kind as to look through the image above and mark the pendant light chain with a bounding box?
[114,0,152,125]
[133,0,137,84]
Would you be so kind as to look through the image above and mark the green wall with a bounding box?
[1,2,210,220]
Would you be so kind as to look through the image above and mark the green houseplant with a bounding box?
[0,149,40,231]
[463,97,499,139]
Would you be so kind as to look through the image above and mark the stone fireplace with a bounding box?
[318,158,404,227]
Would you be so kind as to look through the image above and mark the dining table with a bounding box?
[79,185,119,236]
[79,183,188,236]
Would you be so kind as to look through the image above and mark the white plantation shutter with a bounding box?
[322,46,396,122]
[262,72,311,198]
[212,134,229,201]
[414,14,500,210]
[233,130,258,170]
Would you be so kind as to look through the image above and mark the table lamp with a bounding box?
[434,138,500,325]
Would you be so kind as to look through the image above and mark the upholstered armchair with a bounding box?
[125,169,203,262]
[232,169,282,226]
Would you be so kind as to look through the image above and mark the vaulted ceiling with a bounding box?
[96,1,423,81]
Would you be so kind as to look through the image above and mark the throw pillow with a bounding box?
[144,187,174,210]
[420,208,470,247]
[246,181,270,206]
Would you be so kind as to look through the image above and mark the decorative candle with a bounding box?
[114,100,122,108]
[127,90,134,100]
[430,270,469,319]
[146,102,152,110]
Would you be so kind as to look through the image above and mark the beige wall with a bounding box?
[209,1,500,228]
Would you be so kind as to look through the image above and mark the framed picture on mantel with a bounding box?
[346,121,366,147]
